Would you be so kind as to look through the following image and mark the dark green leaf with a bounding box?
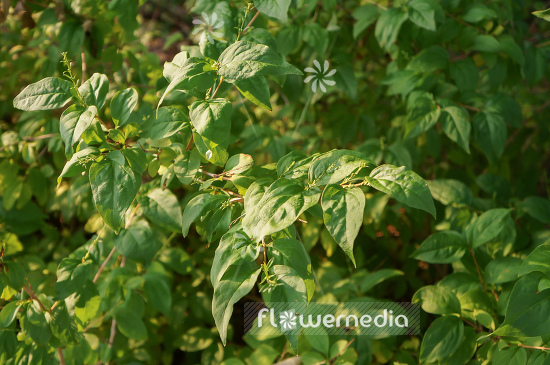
[366,164,436,218]
[321,185,365,266]
[89,153,141,233]
[54,258,94,300]
[217,41,302,81]
[254,0,291,22]
[419,316,464,363]
[411,231,467,264]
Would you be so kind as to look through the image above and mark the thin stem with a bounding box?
[514,344,550,351]
[81,50,87,85]
[22,284,47,311]
[210,76,225,99]
[241,10,260,38]
[23,133,58,141]
[58,348,66,365]
[469,248,488,295]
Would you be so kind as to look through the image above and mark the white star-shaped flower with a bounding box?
[191,12,225,43]
[304,60,337,93]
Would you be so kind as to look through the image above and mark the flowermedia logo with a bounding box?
[245,302,420,336]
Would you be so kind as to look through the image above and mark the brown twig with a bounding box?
[22,284,47,311]
[22,133,58,141]
[81,50,87,85]
[210,76,225,99]
[241,11,260,37]
[469,248,488,295]
[58,348,66,365]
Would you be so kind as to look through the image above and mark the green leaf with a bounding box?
[277,151,314,178]
[408,0,436,31]
[404,100,441,139]
[144,272,171,316]
[5,261,26,291]
[360,269,404,293]
[174,149,201,184]
[72,281,101,325]
[302,23,329,55]
[54,258,94,300]
[217,41,302,81]
[427,179,473,206]
[520,196,550,224]
[484,257,522,284]
[271,237,315,302]
[493,272,550,337]
[141,106,190,140]
[13,77,72,111]
[450,59,479,91]
[470,35,500,52]
[60,105,98,157]
[213,262,261,345]
[242,178,321,242]
[189,99,232,153]
[58,148,100,184]
[158,57,216,108]
[254,0,291,22]
[407,46,449,73]
[419,316,464,363]
[139,188,182,233]
[375,8,408,50]
[441,106,471,153]
[411,231,467,264]
[309,149,374,186]
[121,148,148,174]
[225,154,254,175]
[234,76,272,111]
[182,193,227,237]
[114,307,148,341]
[50,302,79,345]
[0,301,21,328]
[462,3,497,23]
[413,285,461,315]
[193,131,229,167]
[78,73,109,109]
[466,208,512,248]
[366,164,436,218]
[352,5,379,39]
[321,185,365,266]
[211,229,257,287]
[519,244,550,277]
[473,112,507,165]
[533,8,550,22]
[110,88,138,126]
[89,154,141,233]
[116,220,163,261]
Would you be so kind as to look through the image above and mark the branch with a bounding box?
[210,76,225,99]
[469,248,488,295]
[241,11,260,37]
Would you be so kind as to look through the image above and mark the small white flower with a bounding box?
[205,150,213,159]
[279,310,297,331]
[191,12,225,43]
[304,60,337,93]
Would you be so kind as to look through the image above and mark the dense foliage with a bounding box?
[1,0,550,364]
